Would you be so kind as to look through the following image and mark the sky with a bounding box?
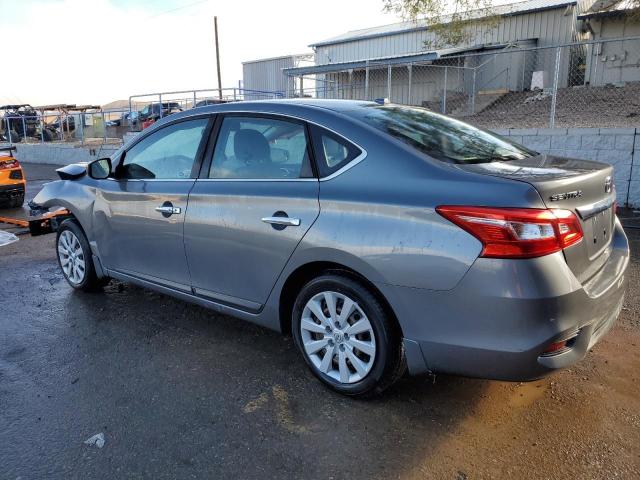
[0,0,400,106]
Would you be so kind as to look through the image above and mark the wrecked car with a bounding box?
[0,146,26,208]
[33,100,629,396]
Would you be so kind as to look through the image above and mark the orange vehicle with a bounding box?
[0,146,26,208]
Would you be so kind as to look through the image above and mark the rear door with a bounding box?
[93,116,211,291]
[184,114,320,311]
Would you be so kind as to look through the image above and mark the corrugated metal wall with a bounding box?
[584,17,640,85]
[243,56,297,94]
[308,6,591,105]
[314,7,581,65]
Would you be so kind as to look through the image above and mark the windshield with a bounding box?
[356,104,535,164]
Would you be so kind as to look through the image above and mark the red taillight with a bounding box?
[0,158,20,170]
[542,340,568,355]
[436,206,583,259]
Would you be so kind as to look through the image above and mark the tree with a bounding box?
[382,0,500,48]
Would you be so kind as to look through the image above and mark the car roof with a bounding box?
[155,99,378,126]
[130,99,382,152]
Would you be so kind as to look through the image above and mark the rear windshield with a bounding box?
[356,104,535,164]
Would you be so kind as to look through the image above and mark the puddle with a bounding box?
[0,231,19,247]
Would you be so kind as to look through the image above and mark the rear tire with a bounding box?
[7,130,21,143]
[292,273,405,397]
[42,128,55,142]
[56,220,108,292]
[9,193,24,208]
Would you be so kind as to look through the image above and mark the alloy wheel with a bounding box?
[300,291,376,384]
[57,230,86,285]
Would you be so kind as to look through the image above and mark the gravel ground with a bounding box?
[466,83,640,129]
[1,165,639,479]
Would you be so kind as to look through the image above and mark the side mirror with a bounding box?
[88,158,111,179]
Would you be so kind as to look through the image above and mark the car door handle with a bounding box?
[155,206,181,215]
[261,216,300,227]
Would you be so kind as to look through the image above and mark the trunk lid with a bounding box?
[458,155,616,283]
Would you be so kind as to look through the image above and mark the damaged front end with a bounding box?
[27,201,71,236]
[29,162,97,236]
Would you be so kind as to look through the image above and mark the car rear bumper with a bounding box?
[382,218,629,381]
[0,181,25,200]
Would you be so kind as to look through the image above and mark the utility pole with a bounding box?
[214,16,222,100]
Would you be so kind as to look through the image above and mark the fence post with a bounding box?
[128,98,133,132]
[387,64,392,101]
[21,117,27,144]
[300,76,304,98]
[102,111,106,144]
[365,62,370,100]
[158,94,163,119]
[80,113,84,145]
[193,91,197,108]
[550,46,562,128]
[407,64,412,105]
[443,66,448,114]
[59,115,63,141]
[348,69,353,100]
[40,116,44,143]
[470,69,476,115]
[521,51,526,91]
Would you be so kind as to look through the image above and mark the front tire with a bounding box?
[56,220,107,291]
[292,274,405,397]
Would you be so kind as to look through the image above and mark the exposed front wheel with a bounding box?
[292,274,405,397]
[56,220,107,291]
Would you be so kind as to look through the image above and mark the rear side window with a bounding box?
[309,125,362,177]
[209,116,313,179]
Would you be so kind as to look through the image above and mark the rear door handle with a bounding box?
[261,216,300,227]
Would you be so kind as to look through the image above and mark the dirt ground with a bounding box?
[1,165,639,479]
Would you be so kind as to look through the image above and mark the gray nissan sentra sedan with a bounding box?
[33,99,629,396]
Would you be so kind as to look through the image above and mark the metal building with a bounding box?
[242,54,313,96]
[579,0,640,85]
[280,0,595,107]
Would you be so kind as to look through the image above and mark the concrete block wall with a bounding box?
[492,127,639,207]
[9,143,121,167]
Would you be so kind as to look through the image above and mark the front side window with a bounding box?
[118,118,208,179]
[354,105,535,164]
[209,116,313,179]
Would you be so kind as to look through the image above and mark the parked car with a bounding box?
[0,146,26,208]
[138,102,183,122]
[195,98,229,107]
[106,111,139,127]
[33,100,629,397]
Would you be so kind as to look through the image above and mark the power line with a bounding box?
[146,0,209,19]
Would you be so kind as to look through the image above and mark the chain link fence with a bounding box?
[286,36,640,130]
[1,109,130,146]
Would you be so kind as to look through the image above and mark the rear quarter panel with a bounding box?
[288,118,547,291]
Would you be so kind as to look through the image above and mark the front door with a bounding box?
[184,114,320,311]
[93,116,211,291]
